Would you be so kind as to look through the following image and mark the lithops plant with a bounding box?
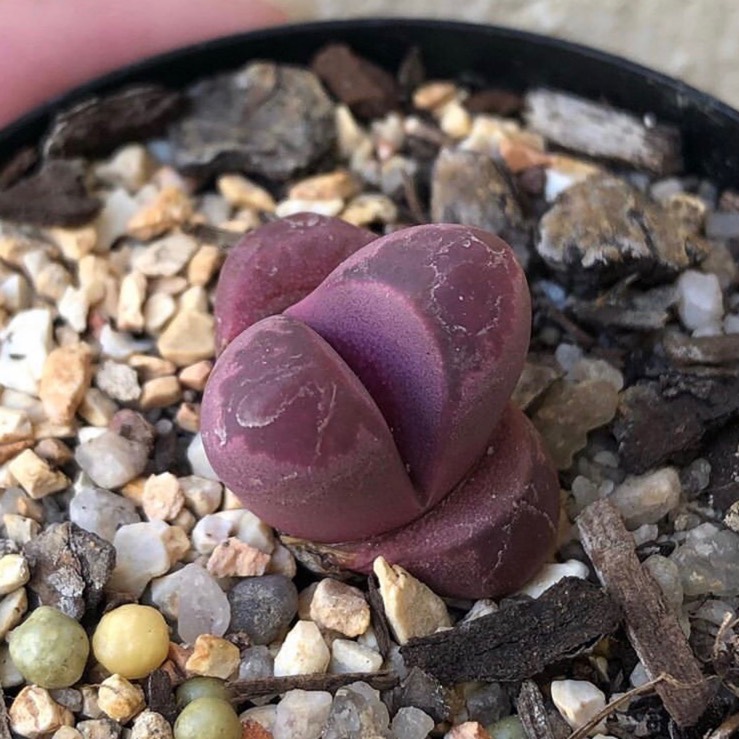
[202,215,559,598]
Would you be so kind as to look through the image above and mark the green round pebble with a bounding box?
[487,715,527,739]
[8,605,90,689]
[176,677,230,709]
[174,697,242,739]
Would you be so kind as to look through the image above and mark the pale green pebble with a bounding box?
[8,605,90,689]
[488,715,527,739]
[174,697,242,739]
[175,677,229,709]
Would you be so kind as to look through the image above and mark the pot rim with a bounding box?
[2,17,738,183]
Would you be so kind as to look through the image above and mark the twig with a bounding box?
[401,169,426,224]
[565,673,718,739]
[228,670,399,703]
[577,500,716,727]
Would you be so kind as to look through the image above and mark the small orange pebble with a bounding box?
[499,137,552,173]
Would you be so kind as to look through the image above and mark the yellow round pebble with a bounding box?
[92,604,169,679]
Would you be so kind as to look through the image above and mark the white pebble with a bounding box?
[191,515,232,555]
[518,560,590,599]
[0,309,53,396]
[551,679,606,733]
[329,639,383,674]
[107,522,170,597]
[609,468,681,528]
[274,621,330,677]
[236,510,275,553]
[272,690,332,739]
[187,433,218,480]
[677,270,724,332]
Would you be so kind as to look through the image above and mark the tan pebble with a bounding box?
[185,635,240,679]
[499,138,552,173]
[340,194,398,227]
[143,293,177,334]
[288,170,360,201]
[220,487,243,511]
[3,514,40,545]
[0,235,33,267]
[52,727,83,739]
[162,525,190,566]
[133,232,199,277]
[143,472,184,522]
[0,588,27,638]
[179,476,222,517]
[117,271,148,332]
[47,225,98,260]
[178,360,212,391]
[130,710,173,739]
[157,310,215,366]
[33,438,72,466]
[187,245,223,287]
[98,674,145,723]
[439,99,472,139]
[13,493,44,523]
[174,402,200,433]
[0,554,30,594]
[58,286,89,333]
[39,343,92,425]
[179,285,209,313]
[217,174,275,212]
[218,217,255,233]
[373,556,451,644]
[207,537,270,578]
[31,419,77,442]
[78,255,111,306]
[149,276,189,296]
[297,582,319,621]
[139,376,182,410]
[95,360,140,403]
[335,104,368,158]
[128,354,177,381]
[127,186,194,241]
[171,508,196,535]
[8,449,69,499]
[444,721,492,739]
[151,165,195,194]
[78,388,117,427]
[413,81,458,111]
[667,192,707,235]
[309,578,370,638]
[121,478,146,507]
[10,686,72,739]
[0,407,33,445]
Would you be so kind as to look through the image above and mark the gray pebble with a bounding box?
[228,575,298,645]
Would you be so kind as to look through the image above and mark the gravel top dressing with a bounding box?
[0,36,736,739]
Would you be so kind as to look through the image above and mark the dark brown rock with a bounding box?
[169,62,335,181]
[312,44,401,119]
[0,160,99,227]
[464,88,523,116]
[145,670,177,726]
[399,577,621,684]
[537,175,704,294]
[44,84,184,159]
[24,522,116,619]
[703,420,739,512]
[430,148,524,241]
[0,147,37,190]
[614,372,739,474]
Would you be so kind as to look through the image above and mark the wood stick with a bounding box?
[577,499,715,727]
[228,671,399,702]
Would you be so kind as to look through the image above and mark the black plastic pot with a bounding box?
[1,18,739,186]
